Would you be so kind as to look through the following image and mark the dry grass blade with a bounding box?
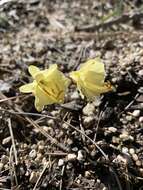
[7,118,18,165]
[25,117,69,152]
[59,165,65,190]
[2,109,56,120]
[0,95,25,103]
[76,10,143,32]
[9,146,18,187]
[93,110,104,142]
[63,120,108,160]
[33,162,49,190]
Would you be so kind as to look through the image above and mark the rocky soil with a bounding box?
[0,0,143,189]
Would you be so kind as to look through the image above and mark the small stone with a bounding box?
[37,140,44,146]
[42,126,50,132]
[103,187,108,190]
[77,150,85,161]
[139,168,143,176]
[122,147,129,154]
[51,110,59,117]
[67,138,73,146]
[29,171,39,184]
[85,171,91,178]
[132,154,138,161]
[47,119,55,127]
[129,148,135,155]
[58,159,64,166]
[29,149,37,159]
[62,123,69,129]
[119,133,128,140]
[112,136,120,144]
[132,110,140,117]
[72,147,78,152]
[138,87,143,93]
[1,155,9,164]
[2,136,11,145]
[83,116,94,126]
[138,69,143,76]
[67,153,77,161]
[108,127,117,133]
[136,160,141,166]
[42,157,48,166]
[126,115,133,121]
[4,164,9,170]
[139,117,143,123]
[0,163,4,171]
[35,153,42,163]
[114,155,127,164]
[31,144,37,149]
[83,103,95,116]
[70,91,79,100]
[96,179,101,184]
[38,145,44,152]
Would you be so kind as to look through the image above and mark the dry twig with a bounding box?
[76,11,143,32]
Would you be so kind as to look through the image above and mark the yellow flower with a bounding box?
[19,64,70,111]
[70,58,114,100]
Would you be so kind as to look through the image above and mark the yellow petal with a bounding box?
[19,83,34,93]
[42,64,70,102]
[70,58,113,100]
[34,85,55,111]
[80,58,105,85]
[28,65,40,79]
[20,64,70,111]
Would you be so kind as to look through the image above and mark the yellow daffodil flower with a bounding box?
[19,64,70,111]
[70,58,114,100]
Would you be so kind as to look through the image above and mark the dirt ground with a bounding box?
[0,0,143,189]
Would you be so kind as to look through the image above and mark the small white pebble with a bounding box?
[96,179,101,184]
[29,171,39,184]
[138,69,143,76]
[62,123,69,129]
[77,150,85,161]
[132,154,138,161]
[126,115,133,121]
[58,159,64,167]
[38,145,44,151]
[139,117,143,123]
[42,158,48,166]
[85,171,91,178]
[129,148,135,155]
[132,110,140,117]
[83,116,94,125]
[70,91,79,100]
[51,110,59,117]
[108,127,117,133]
[120,133,128,140]
[136,160,141,166]
[47,119,55,127]
[139,168,143,175]
[1,155,9,164]
[83,103,95,116]
[115,155,127,164]
[67,138,73,145]
[67,153,77,161]
[43,126,50,132]
[29,149,37,159]
[103,187,108,190]
[122,147,129,154]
